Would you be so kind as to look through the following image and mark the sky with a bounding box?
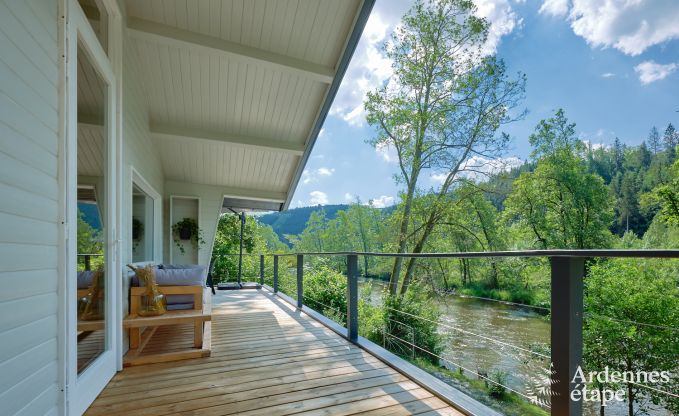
[290,0,679,209]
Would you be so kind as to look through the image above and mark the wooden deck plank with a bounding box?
[86,290,464,416]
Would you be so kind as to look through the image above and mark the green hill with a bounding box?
[257,204,350,245]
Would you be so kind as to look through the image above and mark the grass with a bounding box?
[411,357,549,416]
[456,283,550,310]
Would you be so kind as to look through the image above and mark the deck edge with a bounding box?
[260,288,503,416]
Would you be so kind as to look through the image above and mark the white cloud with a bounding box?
[371,195,395,208]
[302,169,312,184]
[344,193,354,201]
[601,72,615,78]
[430,173,449,185]
[538,0,569,17]
[376,142,398,163]
[329,10,396,127]
[329,0,520,127]
[317,167,335,176]
[431,156,523,183]
[302,167,336,184]
[634,60,677,84]
[309,191,329,205]
[540,0,679,56]
[475,0,522,54]
[582,140,608,150]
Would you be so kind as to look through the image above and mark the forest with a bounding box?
[209,1,678,414]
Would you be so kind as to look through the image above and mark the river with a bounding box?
[358,278,670,416]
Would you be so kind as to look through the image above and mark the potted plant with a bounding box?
[132,217,144,251]
[132,217,143,240]
[172,217,205,254]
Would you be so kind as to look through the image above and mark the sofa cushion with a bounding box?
[154,267,207,286]
[77,271,95,289]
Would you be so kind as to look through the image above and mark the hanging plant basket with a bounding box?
[179,223,192,240]
[172,217,205,254]
[132,217,144,241]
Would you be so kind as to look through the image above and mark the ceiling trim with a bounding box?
[222,189,286,203]
[127,17,335,84]
[283,0,376,210]
[150,123,305,155]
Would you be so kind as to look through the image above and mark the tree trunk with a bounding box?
[627,383,634,416]
[389,184,416,294]
[460,259,467,286]
[599,386,605,416]
[399,210,438,296]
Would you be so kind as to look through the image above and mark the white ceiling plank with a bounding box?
[150,123,305,156]
[127,17,334,84]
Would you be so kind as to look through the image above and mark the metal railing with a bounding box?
[237,249,678,416]
[77,253,104,271]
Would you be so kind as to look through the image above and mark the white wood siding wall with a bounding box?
[0,1,61,415]
[121,30,165,322]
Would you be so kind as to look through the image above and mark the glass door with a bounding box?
[64,0,121,413]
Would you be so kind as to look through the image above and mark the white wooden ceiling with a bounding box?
[77,42,106,177]
[123,0,373,209]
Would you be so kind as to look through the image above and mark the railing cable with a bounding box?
[385,306,550,359]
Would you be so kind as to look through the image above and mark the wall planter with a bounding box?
[172,217,205,254]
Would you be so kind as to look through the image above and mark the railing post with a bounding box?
[84,255,91,271]
[259,254,264,285]
[273,255,279,293]
[550,257,584,416]
[346,254,359,342]
[296,254,303,308]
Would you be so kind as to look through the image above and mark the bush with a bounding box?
[488,370,509,399]
[303,262,348,326]
[380,285,444,364]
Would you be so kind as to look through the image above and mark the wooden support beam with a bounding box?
[127,18,334,84]
[150,123,305,156]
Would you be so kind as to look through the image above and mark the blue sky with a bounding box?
[290,0,679,208]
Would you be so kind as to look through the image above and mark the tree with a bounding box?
[346,200,384,276]
[583,259,679,415]
[645,158,679,226]
[664,123,677,155]
[211,214,285,283]
[504,110,614,249]
[288,210,329,252]
[648,126,661,155]
[365,0,526,295]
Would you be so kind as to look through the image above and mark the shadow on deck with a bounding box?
[86,290,464,415]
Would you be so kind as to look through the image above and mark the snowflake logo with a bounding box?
[524,363,559,408]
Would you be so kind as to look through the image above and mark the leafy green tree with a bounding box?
[365,0,526,295]
[77,209,103,254]
[77,209,103,271]
[664,123,677,158]
[504,110,614,249]
[648,126,661,154]
[644,158,679,225]
[288,210,329,252]
[211,214,285,283]
[583,259,679,415]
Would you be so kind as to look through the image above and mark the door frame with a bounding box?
[131,167,163,264]
[58,0,123,414]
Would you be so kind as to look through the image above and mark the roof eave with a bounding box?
[282,0,376,211]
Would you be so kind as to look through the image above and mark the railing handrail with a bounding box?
[244,249,678,416]
[215,248,679,259]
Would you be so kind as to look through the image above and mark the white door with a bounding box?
[63,0,122,413]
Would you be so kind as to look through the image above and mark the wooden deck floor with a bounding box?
[86,290,463,416]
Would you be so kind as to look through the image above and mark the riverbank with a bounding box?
[412,358,548,416]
